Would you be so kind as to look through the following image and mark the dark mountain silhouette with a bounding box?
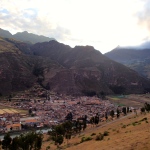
[105,47,150,79]
[0,28,55,44]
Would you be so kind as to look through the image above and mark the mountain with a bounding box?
[105,47,150,79]
[0,37,150,96]
[138,41,150,49]
[0,37,36,95]
[0,28,55,44]
[13,31,55,44]
[0,37,62,96]
[30,41,150,95]
[0,28,13,38]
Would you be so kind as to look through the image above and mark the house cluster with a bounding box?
[0,95,117,134]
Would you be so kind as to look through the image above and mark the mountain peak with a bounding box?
[22,31,28,34]
[74,45,95,51]
[0,28,55,44]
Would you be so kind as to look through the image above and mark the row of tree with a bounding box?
[48,119,87,147]
[0,132,43,150]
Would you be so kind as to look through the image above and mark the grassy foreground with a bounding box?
[42,112,150,150]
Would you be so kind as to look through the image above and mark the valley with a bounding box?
[0,28,150,150]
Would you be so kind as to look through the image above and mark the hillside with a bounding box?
[0,37,61,95]
[31,40,150,95]
[42,110,150,150]
[0,37,35,95]
[105,47,150,79]
[1,37,150,96]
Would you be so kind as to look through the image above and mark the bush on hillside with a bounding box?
[95,133,104,141]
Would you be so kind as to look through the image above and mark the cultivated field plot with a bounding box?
[108,94,150,108]
[0,104,28,115]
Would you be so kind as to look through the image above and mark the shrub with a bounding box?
[74,142,80,145]
[122,125,126,128]
[80,136,92,143]
[91,133,96,136]
[95,133,104,141]
[140,117,147,122]
[46,146,50,150]
[103,131,109,136]
[116,130,120,133]
[132,122,136,126]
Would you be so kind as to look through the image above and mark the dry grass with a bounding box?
[42,112,150,150]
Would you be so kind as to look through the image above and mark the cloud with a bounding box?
[0,0,71,40]
[137,0,150,36]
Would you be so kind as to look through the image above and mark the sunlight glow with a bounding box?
[0,0,149,53]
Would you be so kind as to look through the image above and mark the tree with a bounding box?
[82,115,87,130]
[55,135,63,146]
[49,124,65,147]
[105,112,108,121]
[122,107,127,115]
[110,110,115,119]
[2,132,42,150]
[117,108,120,118]
[2,133,12,150]
[9,137,19,150]
[19,131,43,150]
[65,112,73,121]
[127,107,129,113]
[141,107,146,115]
[94,113,99,126]
[90,116,95,127]
[34,132,43,150]
[144,102,150,113]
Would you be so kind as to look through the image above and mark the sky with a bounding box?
[0,0,150,54]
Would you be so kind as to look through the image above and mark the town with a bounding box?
[0,91,118,135]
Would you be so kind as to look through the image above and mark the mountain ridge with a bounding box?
[0,28,55,44]
[30,40,150,95]
[0,31,150,96]
[105,47,150,79]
